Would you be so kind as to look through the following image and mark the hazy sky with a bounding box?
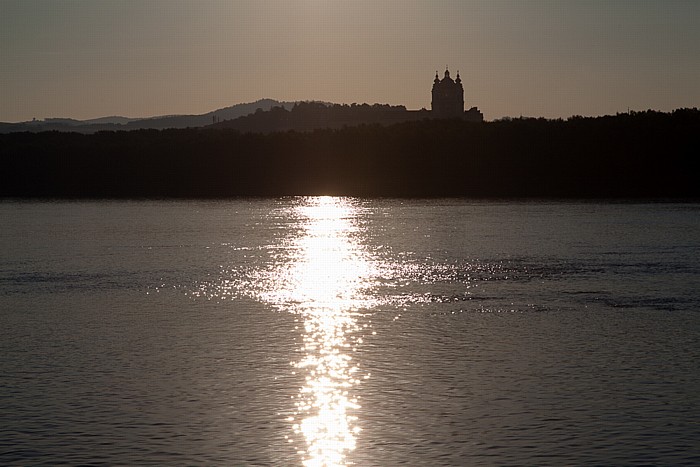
[2,0,699,121]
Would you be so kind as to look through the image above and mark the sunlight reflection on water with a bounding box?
[266,197,377,466]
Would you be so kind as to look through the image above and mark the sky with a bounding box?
[1,0,699,122]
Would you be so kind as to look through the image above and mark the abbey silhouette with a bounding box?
[432,68,482,121]
[432,68,463,117]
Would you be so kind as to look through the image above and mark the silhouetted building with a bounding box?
[431,68,483,121]
[432,68,464,118]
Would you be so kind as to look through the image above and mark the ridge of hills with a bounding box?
[0,99,297,134]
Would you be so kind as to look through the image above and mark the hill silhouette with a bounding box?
[1,108,697,199]
[209,101,432,133]
[0,99,296,134]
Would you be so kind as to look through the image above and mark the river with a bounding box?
[1,198,699,465]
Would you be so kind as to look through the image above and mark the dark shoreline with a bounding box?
[1,109,698,199]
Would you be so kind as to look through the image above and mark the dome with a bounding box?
[442,68,454,83]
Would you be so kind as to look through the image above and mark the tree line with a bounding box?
[1,108,698,198]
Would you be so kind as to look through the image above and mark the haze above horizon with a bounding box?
[2,0,699,122]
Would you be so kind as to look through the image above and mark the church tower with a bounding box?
[431,68,464,118]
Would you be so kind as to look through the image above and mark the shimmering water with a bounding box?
[1,198,699,466]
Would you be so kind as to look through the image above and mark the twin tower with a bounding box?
[431,68,482,121]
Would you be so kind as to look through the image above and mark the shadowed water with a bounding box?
[1,199,699,465]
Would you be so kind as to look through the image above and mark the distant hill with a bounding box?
[121,98,298,130]
[211,102,415,133]
[83,116,135,125]
[0,99,296,133]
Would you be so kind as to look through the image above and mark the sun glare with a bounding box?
[268,196,375,466]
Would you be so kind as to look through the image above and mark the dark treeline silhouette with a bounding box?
[1,109,698,198]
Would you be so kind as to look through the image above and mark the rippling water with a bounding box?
[1,199,699,465]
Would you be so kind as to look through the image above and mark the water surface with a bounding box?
[1,199,699,465]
